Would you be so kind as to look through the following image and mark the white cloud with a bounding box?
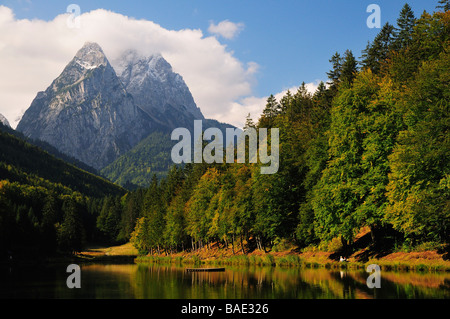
[0,6,323,131]
[208,20,245,40]
[0,6,256,128]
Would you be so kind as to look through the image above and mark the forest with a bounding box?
[0,2,448,260]
[122,3,449,256]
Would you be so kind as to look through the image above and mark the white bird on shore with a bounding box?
[340,256,348,262]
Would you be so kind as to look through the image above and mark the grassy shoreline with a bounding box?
[73,242,450,272]
[133,248,450,272]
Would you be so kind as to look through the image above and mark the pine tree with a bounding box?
[340,50,358,86]
[314,81,327,99]
[361,22,394,73]
[243,113,256,131]
[258,94,280,127]
[436,0,450,11]
[393,4,416,50]
[279,90,293,116]
[326,52,342,87]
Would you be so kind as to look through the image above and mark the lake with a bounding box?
[0,263,449,299]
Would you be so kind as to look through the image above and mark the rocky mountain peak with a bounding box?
[113,49,204,125]
[17,42,158,170]
[16,42,213,172]
[73,42,108,70]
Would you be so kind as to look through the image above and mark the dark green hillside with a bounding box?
[0,123,99,175]
[0,124,124,198]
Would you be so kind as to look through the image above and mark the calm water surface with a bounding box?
[1,263,449,299]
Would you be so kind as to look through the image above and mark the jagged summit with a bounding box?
[113,49,204,125]
[112,50,163,75]
[73,42,108,70]
[113,50,172,88]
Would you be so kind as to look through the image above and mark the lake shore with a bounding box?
[81,242,450,272]
[136,250,450,272]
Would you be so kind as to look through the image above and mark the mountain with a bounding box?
[17,42,159,170]
[112,50,204,129]
[0,113,10,128]
[16,42,238,187]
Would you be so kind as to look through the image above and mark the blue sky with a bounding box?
[0,0,439,127]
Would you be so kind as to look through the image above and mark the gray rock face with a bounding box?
[17,42,157,170]
[0,113,10,128]
[113,50,204,129]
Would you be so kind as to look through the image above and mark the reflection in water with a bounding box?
[1,263,449,299]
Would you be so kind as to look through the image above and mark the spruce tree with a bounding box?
[393,4,416,50]
[259,94,280,127]
[436,0,450,11]
[340,50,358,86]
[326,52,342,87]
[243,113,256,131]
[361,22,394,73]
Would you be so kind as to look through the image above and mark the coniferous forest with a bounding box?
[0,3,449,261]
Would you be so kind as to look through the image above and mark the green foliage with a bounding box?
[385,47,450,243]
[258,94,281,128]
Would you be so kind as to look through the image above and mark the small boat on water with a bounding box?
[185,268,225,272]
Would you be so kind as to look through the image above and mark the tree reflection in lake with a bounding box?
[1,263,449,299]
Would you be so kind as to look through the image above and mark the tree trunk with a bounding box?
[256,236,262,251]
[232,235,235,255]
[370,225,377,245]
